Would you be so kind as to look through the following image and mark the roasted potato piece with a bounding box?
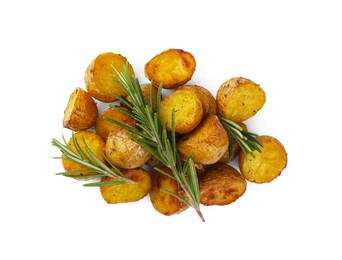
[160,88,203,134]
[105,127,150,169]
[239,135,287,183]
[100,168,151,204]
[62,131,105,178]
[150,167,189,216]
[200,163,246,206]
[216,77,266,122]
[178,85,217,117]
[95,106,135,141]
[63,87,98,131]
[140,83,159,111]
[85,52,134,102]
[145,48,196,89]
[177,115,228,165]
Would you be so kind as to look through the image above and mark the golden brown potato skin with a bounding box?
[62,131,105,178]
[105,127,150,169]
[178,85,217,118]
[239,135,287,183]
[200,163,246,206]
[140,83,159,111]
[85,52,133,102]
[177,115,229,165]
[95,106,135,141]
[100,168,151,204]
[63,87,98,131]
[145,49,196,89]
[160,88,203,134]
[216,77,266,122]
[150,167,189,216]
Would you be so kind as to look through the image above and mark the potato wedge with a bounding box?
[145,48,196,89]
[95,106,135,141]
[100,168,151,204]
[63,87,98,131]
[216,77,266,122]
[177,115,228,165]
[238,135,287,183]
[150,167,189,216]
[85,52,133,102]
[200,163,246,206]
[62,131,105,178]
[160,88,203,134]
[105,127,150,169]
[178,85,217,118]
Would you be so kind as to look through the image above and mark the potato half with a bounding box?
[160,88,203,134]
[238,135,287,183]
[105,127,150,169]
[85,52,133,102]
[63,87,98,131]
[145,48,196,89]
[177,115,228,165]
[216,77,266,122]
[200,163,247,206]
[150,167,189,216]
[62,131,105,178]
[100,168,151,204]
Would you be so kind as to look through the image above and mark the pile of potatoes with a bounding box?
[61,49,287,217]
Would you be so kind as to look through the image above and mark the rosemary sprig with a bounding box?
[218,115,263,161]
[109,63,205,222]
[51,133,135,186]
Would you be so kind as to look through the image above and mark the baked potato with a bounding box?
[177,115,229,165]
[85,52,134,102]
[160,88,203,134]
[238,135,287,183]
[63,87,98,131]
[145,48,196,89]
[62,131,106,178]
[100,168,151,204]
[95,106,135,141]
[216,77,266,122]
[105,127,150,169]
[178,85,217,118]
[149,167,189,216]
[200,163,247,206]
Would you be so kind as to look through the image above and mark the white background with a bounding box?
[1,0,341,259]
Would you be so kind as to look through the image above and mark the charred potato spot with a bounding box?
[239,135,287,183]
[100,168,151,204]
[200,163,246,206]
[160,88,203,134]
[144,49,196,89]
[62,131,105,178]
[177,115,229,165]
[63,87,98,131]
[150,167,189,216]
[85,52,134,102]
[216,77,266,122]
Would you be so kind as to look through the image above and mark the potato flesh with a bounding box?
[95,106,135,141]
[144,49,196,89]
[239,135,287,183]
[200,163,246,206]
[62,131,105,177]
[160,89,203,134]
[105,127,150,169]
[216,77,266,122]
[85,52,133,102]
[150,167,189,216]
[63,87,98,131]
[100,168,151,204]
[177,115,229,165]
